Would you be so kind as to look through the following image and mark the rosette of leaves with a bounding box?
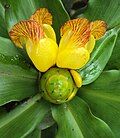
[0,0,120,138]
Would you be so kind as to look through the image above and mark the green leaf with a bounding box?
[78,70,120,138]
[25,127,41,138]
[0,3,9,38]
[3,0,69,40]
[78,27,118,85]
[81,0,120,29]
[0,37,31,67]
[0,37,38,106]
[0,95,50,138]
[105,30,120,69]
[52,96,114,138]
[0,108,7,118]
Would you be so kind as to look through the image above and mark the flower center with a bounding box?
[46,75,68,99]
[39,67,78,104]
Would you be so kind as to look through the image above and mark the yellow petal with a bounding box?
[43,24,56,42]
[56,47,90,69]
[85,35,95,53]
[90,20,107,40]
[26,38,58,72]
[57,18,90,69]
[70,70,82,88]
[9,20,43,48]
[30,8,52,25]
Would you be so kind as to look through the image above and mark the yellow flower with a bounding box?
[9,8,107,88]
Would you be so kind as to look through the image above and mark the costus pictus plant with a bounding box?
[0,0,120,138]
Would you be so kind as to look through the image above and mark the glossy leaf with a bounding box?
[0,95,50,138]
[106,29,120,69]
[78,27,119,85]
[78,70,120,138]
[52,96,114,138]
[0,37,38,106]
[3,0,69,40]
[0,3,9,38]
[81,0,120,29]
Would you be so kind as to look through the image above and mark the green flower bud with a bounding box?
[39,67,78,104]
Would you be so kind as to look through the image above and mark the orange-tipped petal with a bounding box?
[9,20,44,48]
[57,18,90,69]
[90,20,107,40]
[30,8,56,41]
[26,38,58,72]
[60,18,90,49]
[30,8,52,25]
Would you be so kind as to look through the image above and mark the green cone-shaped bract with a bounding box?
[39,68,78,104]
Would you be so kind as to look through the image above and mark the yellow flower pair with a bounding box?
[9,8,107,88]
